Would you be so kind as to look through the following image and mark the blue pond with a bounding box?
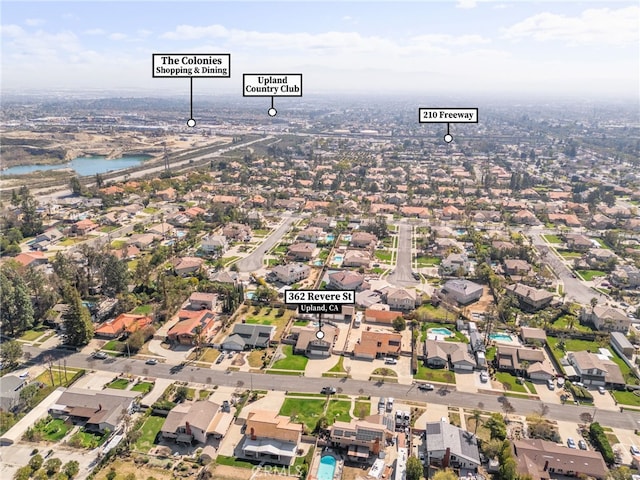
[1,154,150,177]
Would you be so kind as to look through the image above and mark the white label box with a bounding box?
[419,108,478,123]
[243,74,303,97]
[152,54,230,78]
[284,290,354,305]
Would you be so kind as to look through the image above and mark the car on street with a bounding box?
[321,386,337,395]
[567,438,576,449]
[578,440,588,450]
[631,445,640,456]
[418,383,434,391]
[92,351,108,360]
[479,371,489,382]
[145,358,158,365]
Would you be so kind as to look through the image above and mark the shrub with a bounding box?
[589,422,615,464]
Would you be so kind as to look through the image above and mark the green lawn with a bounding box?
[253,229,272,236]
[374,250,393,262]
[107,378,130,390]
[525,381,538,394]
[132,304,153,315]
[279,398,325,432]
[103,340,125,352]
[547,336,601,364]
[328,356,346,373]
[271,345,309,371]
[495,372,527,393]
[552,314,593,332]
[110,240,127,249]
[612,390,640,407]
[100,225,119,233]
[354,401,370,419]
[594,238,609,249]
[372,368,397,377]
[39,418,71,441]
[131,382,154,394]
[576,270,607,281]
[416,255,441,266]
[221,256,240,266]
[134,415,165,452]
[557,249,583,259]
[415,304,452,321]
[485,347,496,361]
[143,207,159,214]
[414,364,455,383]
[543,234,562,244]
[216,455,259,469]
[19,328,47,342]
[242,307,295,340]
[325,400,352,424]
[69,429,107,449]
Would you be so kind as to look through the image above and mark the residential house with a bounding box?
[353,331,402,360]
[73,219,99,235]
[167,310,218,345]
[567,350,625,387]
[287,242,316,261]
[289,325,338,357]
[520,327,547,346]
[342,249,371,268]
[146,222,174,237]
[505,284,554,311]
[31,228,63,250]
[13,251,48,268]
[174,257,204,277]
[241,410,303,466]
[201,234,228,254]
[580,305,632,333]
[0,376,26,411]
[511,438,608,480]
[155,187,176,201]
[329,415,395,461]
[364,308,403,326]
[424,340,476,371]
[49,388,139,434]
[383,287,417,311]
[223,223,252,241]
[439,253,470,276]
[95,314,152,339]
[611,265,640,288]
[350,232,377,249]
[161,400,233,444]
[222,324,276,351]
[496,345,556,381]
[127,233,157,250]
[512,209,540,226]
[423,420,480,471]
[309,215,335,230]
[610,331,634,358]
[439,279,483,305]
[504,259,533,277]
[297,227,325,242]
[271,263,310,285]
[209,270,238,285]
[565,234,593,251]
[328,270,366,291]
[188,292,218,311]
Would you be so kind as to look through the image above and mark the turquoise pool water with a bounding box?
[430,328,453,336]
[317,456,336,480]
[326,234,335,242]
[333,255,343,262]
[343,234,352,241]
[314,260,324,266]
[176,230,187,238]
[490,333,513,342]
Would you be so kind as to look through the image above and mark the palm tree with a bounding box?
[471,409,483,435]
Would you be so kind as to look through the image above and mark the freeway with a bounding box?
[24,345,640,431]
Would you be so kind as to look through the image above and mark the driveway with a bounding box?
[591,388,618,411]
[148,340,193,363]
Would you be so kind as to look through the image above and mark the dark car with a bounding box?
[321,386,337,395]
[145,358,158,365]
[92,351,108,360]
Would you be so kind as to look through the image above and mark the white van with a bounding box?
[384,357,398,365]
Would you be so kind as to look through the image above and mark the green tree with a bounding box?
[69,176,82,195]
[0,265,35,336]
[62,286,94,346]
[100,254,130,296]
[611,466,633,480]
[405,456,423,480]
[0,339,23,367]
[433,469,458,480]
[62,460,79,478]
[44,458,62,476]
[19,383,40,410]
[29,454,44,471]
[13,465,32,480]
[392,316,406,332]
[19,186,43,237]
[485,413,507,440]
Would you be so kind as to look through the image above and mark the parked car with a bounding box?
[479,371,489,383]
[547,378,555,390]
[321,386,337,395]
[578,440,588,450]
[418,383,434,391]
[630,445,640,456]
[92,351,108,360]
[384,357,398,365]
[215,354,224,364]
[598,386,606,394]
[145,358,158,365]
[567,438,576,449]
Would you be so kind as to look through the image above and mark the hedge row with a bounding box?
[589,423,615,465]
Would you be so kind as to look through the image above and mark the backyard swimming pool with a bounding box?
[429,328,454,336]
[317,455,336,480]
[333,255,344,263]
[489,333,514,342]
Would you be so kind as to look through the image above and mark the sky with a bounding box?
[1,0,639,99]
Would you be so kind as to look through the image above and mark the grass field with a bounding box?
[557,250,583,259]
[415,304,452,321]
[271,345,308,371]
[327,356,346,373]
[19,328,48,342]
[242,307,295,340]
[495,372,527,393]
[576,270,607,281]
[414,364,455,383]
[354,401,370,419]
[134,415,165,452]
[325,400,352,424]
[416,255,441,266]
[543,234,563,244]
[33,417,71,442]
[612,390,640,407]
[279,398,325,432]
[132,304,153,315]
[551,314,593,332]
[107,378,130,389]
[131,381,154,394]
[374,250,393,262]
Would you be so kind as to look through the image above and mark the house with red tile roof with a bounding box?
[13,251,48,268]
[95,314,152,339]
[167,310,218,345]
[353,330,402,360]
[73,218,99,235]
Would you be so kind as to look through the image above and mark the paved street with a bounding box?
[23,345,640,431]
[236,214,298,272]
[388,221,418,287]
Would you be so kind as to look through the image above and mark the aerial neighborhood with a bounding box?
[0,99,639,480]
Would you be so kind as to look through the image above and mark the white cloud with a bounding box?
[137,29,153,38]
[84,28,106,35]
[456,0,477,9]
[25,18,45,27]
[109,33,127,41]
[411,34,490,47]
[1,24,26,37]
[503,6,639,46]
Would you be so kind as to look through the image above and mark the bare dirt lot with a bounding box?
[211,464,293,480]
